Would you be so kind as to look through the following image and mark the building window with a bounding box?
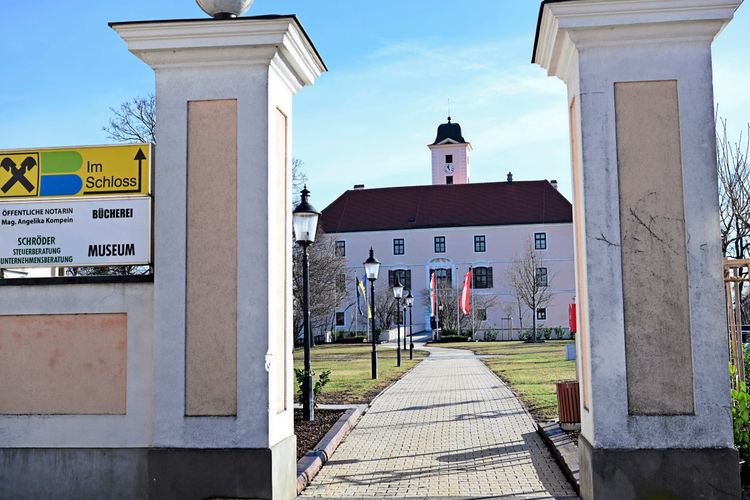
[472,266,493,289]
[434,268,452,287]
[393,238,405,255]
[446,154,453,163]
[474,235,486,253]
[335,240,346,257]
[535,232,547,250]
[434,236,446,253]
[446,176,453,185]
[536,267,548,287]
[536,308,547,321]
[336,273,347,293]
[477,308,487,321]
[335,312,345,326]
[388,269,412,290]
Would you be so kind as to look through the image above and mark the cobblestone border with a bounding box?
[296,405,367,495]
[537,421,580,495]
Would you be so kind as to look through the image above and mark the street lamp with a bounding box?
[364,248,381,379]
[392,279,404,367]
[293,185,320,422]
[405,289,414,360]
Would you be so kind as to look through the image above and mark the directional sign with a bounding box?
[0,197,151,268]
[0,144,151,200]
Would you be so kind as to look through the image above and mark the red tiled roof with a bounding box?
[321,181,572,233]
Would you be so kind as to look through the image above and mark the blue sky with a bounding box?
[1,1,748,208]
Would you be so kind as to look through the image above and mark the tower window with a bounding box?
[446,176,453,185]
[446,154,453,163]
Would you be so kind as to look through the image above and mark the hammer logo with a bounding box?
[1,156,37,193]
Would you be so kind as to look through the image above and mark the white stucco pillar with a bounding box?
[112,16,325,499]
[534,0,742,497]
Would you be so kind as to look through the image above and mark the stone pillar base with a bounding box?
[579,435,740,499]
[0,435,297,500]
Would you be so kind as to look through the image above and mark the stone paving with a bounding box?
[301,344,577,499]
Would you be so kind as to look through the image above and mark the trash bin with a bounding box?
[556,381,581,430]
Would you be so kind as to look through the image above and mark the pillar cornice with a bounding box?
[111,16,326,88]
[533,0,742,80]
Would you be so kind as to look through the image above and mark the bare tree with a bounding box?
[717,116,750,260]
[508,241,552,343]
[292,230,348,342]
[103,94,156,144]
[717,115,750,323]
[292,158,308,206]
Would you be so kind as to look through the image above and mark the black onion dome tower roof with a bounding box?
[431,116,467,145]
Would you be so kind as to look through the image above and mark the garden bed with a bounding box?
[294,409,345,460]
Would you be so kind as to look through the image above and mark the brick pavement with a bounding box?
[301,344,577,499]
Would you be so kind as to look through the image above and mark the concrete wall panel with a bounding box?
[615,81,694,415]
[186,99,238,416]
[0,313,127,415]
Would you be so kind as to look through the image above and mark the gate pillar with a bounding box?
[534,1,742,497]
[112,15,325,499]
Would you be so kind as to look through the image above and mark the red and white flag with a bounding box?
[430,271,437,317]
[460,268,472,315]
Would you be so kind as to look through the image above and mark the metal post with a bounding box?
[370,279,378,379]
[409,303,414,360]
[302,244,314,421]
[396,297,401,367]
[403,304,407,351]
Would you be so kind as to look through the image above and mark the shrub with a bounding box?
[518,329,533,341]
[294,368,332,407]
[483,330,497,342]
[553,326,565,340]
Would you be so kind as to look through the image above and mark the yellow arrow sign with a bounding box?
[0,144,151,200]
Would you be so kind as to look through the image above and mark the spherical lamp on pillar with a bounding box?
[196,0,253,19]
[364,248,381,379]
[392,279,404,367]
[293,185,320,422]
[405,289,414,360]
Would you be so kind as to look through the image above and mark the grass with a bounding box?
[293,344,428,404]
[436,340,576,420]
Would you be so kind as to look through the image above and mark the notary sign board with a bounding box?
[0,197,151,268]
[0,144,151,200]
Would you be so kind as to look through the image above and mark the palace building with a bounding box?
[321,118,575,338]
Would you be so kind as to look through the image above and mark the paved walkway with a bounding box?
[301,344,577,499]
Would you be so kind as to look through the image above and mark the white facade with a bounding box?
[332,220,575,338]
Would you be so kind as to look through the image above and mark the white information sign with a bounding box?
[0,197,151,268]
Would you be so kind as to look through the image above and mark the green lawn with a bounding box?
[293,344,428,404]
[437,340,576,420]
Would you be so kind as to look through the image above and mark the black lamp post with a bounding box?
[405,289,414,360]
[293,185,320,422]
[364,248,381,379]
[392,279,404,367]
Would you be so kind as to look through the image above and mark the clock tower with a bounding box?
[429,117,472,185]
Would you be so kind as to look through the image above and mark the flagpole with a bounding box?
[354,277,359,338]
[456,266,461,336]
[471,276,475,341]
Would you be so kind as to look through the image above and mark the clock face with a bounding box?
[445,164,455,174]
